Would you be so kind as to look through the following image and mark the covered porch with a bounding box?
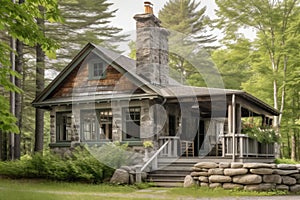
[154,89,280,163]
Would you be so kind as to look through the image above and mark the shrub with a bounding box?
[0,146,117,183]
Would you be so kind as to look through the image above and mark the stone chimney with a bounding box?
[134,2,169,86]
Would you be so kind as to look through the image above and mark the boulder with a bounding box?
[222,183,243,190]
[244,183,275,191]
[184,175,195,188]
[274,169,299,175]
[233,174,262,184]
[200,182,209,187]
[194,162,218,169]
[243,163,274,169]
[290,184,300,192]
[231,162,244,168]
[191,171,208,177]
[282,176,296,185]
[250,168,274,175]
[219,162,230,168]
[110,169,129,184]
[290,174,300,179]
[263,174,282,184]
[198,176,209,183]
[224,168,248,176]
[277,164,297,170]
[276,185,289,191]
[209,175,232,183]
[208,168,224,175]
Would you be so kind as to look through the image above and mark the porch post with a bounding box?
[232,94,236,162]
[236,104,243,158]
[227,104,232,157]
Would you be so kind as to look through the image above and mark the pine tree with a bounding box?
[158,0,216,85]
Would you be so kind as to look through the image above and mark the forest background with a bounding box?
[0,0,299,162]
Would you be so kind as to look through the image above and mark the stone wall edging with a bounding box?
[184,161,300,192]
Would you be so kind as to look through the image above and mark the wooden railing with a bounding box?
[221,134,275,158]
[158,136,180,157]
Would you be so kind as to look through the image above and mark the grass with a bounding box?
[0,178,293,200]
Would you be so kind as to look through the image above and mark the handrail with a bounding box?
[141,140,170,172]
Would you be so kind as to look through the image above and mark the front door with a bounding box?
[194,120,205,156]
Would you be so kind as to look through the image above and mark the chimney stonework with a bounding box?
[134,5,169,86]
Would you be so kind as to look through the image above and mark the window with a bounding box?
[56,112,72,142]
[88,59,106,80]
[123,107,141,140]
[81,109,112,142]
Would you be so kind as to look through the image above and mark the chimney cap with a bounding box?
[144,1,153,14]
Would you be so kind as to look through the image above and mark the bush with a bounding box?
[0,147,116,183]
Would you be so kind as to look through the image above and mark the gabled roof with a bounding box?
[32,43,279,116]
[32,43,162,107]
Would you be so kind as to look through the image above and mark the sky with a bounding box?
[106,0,219,52]
[107,0,218,33]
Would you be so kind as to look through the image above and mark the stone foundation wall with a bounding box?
[185,162,300,192]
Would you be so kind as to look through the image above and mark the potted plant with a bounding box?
[143,140,153,161]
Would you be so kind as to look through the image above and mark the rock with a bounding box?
[243,163,274,169]
[194,162,218,169]
[208,168,224,175]
[250,168,274,175]
[231,162,244,168]
[120,166,131,172]
[290,184,300,192]
[244,183,275,191]
[209,175,232,183]
[224,168,248,176]
[263,175,282,184]
[184,175,195,188]
[110,169,129,184]
[191,171,208,177]
[282,176,296,185]
[274,169,299,175]
[277,164,297,170]
[290,174,300,179]
[198,176,209,183]
[191,167,208,172]
[209,183,222,188]
[233,174,262,184]
[276,185,289,191]
[222,183,243,190]
[296,164,300,169]
[200,182,209,187]
[219,162,231,168]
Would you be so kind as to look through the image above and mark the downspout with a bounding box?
[232,94,236,162]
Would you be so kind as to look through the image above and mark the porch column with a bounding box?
[232,94,236,162]
[227,104,232,158]
[236,104,243,158]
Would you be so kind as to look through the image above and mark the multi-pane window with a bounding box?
[56,112,72,142]
[81,109,112,141]
[88,59,106,79]
[123,107,141,140]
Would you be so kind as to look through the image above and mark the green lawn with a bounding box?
[0,178,291,200]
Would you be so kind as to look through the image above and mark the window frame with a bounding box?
[88,59,107,80]
[56,111,72,143]
[80,109,113,142]
[122,107,141,141]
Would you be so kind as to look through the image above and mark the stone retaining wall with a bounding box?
[184,162,300,192]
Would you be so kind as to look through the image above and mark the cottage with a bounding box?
[32,2,279,172]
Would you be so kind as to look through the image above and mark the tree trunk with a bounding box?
[34,6,45,153]
[14,38,23,159]
[291,133,296,160]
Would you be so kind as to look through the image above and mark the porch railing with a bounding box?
[221,134,275,158]
[158,136,180,157]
